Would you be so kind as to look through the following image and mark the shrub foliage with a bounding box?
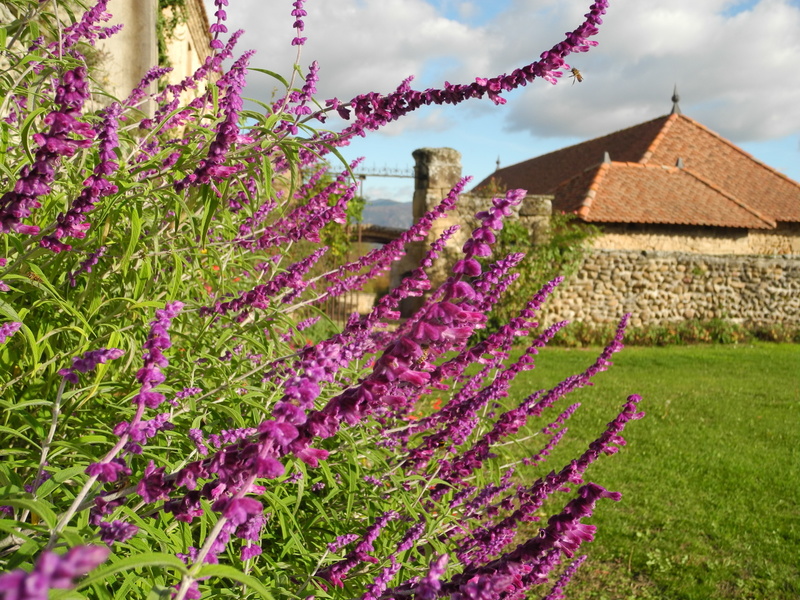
[0,2,644,599]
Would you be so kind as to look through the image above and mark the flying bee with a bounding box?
[419,345,431,363]
[570,67,584,85]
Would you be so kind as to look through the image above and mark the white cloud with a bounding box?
[500,0,800,143]
[379,108,455,136]
[205,0,800,191]
[206,0,496,103]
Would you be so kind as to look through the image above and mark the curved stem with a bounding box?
[46,401,146,549]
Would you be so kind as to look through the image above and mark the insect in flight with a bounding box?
[570,67,584,85]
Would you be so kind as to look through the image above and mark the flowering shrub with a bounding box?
[0,1,644,599]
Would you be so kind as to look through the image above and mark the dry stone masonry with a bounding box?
[542,250,800,326]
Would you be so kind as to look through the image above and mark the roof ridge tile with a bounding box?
[681,166,777,228]
[577,162,609,219]
[641,113,679,164]
[678,115,800,188]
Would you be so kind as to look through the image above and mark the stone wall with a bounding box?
[596,223,800,255]
[543,250,800,326]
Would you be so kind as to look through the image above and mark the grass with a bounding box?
[499,343,800,600]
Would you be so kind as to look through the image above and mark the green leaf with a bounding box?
[168,251,184,301]
[35,465,88,497]
[195,564,275,600]
[132,255,153,300]
[0,425,38,447]
[199,185,220,249]
[75,552,189,591]
[121,206,142,271]
[0,496,58,529]
[248,68,289,89]
[27,264,93,334]
[19,106,47,163]
[0,518,40,543]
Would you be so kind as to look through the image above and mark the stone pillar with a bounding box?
[520,195,552,245]
[392,148,464,316]
[412,148,463,222]
[98,0,159,113]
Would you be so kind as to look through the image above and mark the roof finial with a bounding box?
[671,84,682,115]
[495,156,501,171]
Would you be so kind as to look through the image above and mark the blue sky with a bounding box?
[206,0,800,202]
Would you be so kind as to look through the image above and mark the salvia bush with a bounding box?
[0,1,645,599]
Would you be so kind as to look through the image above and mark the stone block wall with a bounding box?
[543,250,800,326]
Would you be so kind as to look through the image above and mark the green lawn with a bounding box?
[501,343,800,600]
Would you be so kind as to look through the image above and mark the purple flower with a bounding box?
[136,460,172,503]
[222,497,263,526]
[85,458,131,484]
[241,544,262,561]
[0,545,110,598]
[0,322,22,345]
[415,554,449,600]
[58,347,124,383]
[175,386,203,400]
[327,533,359,554]
[57,0,120,50]
[41,104,121,253]
[174,51,253,193]
[132,301,184,410]
[0,67,94,235]
[305,1,608,150]
[67,246,107,287]
[115,413,174,455]
[319,511,400,587]
[542,555,587,600]
[98,520,139,545]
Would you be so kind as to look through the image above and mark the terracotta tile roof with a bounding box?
[476,114,800,229]
[572,163,775,229]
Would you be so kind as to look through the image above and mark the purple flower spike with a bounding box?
[290,0,307,45]
[415,554,449,600]
[0,322,22,345]
[0,544,110,598]
[59,347,124,384]
[85,458,131,484]
[132,301,184,410]
[98,520,139,545]
[41,103,122,253]
[542,555,587,600]
[222,497,263,526]
[0,67,94,235]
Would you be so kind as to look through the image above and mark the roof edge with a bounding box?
[487,114,673,176]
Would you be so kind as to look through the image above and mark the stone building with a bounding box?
[399,102,800,326]
[475,99,800,256]
[97,0,213,110]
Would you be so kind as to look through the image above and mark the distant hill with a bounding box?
[361,199,413,229]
